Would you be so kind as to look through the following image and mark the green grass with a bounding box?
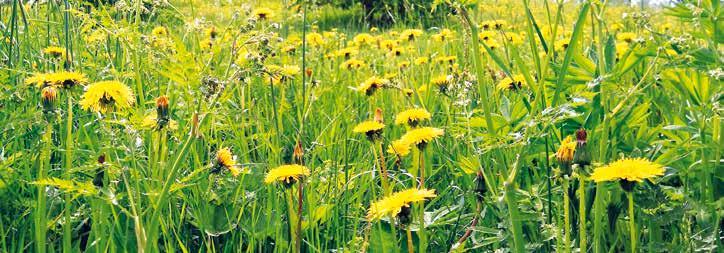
[0,0,721,252]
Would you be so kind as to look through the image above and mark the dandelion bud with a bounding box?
[573,128,591,167]
[293,140,304,164]
[93,154,106,188]
[474,171,487,202]
[555,136,576,176]
[156,96,169,129]
[41,86,57,115]
[374,108,384,123]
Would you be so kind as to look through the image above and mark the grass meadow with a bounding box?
[0,0,721,252]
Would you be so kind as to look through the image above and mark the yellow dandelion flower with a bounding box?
[141,113,178,131]
[252,7,274,20]
[387,139,412,157]
[389,47,405,57]
[215,148,243,176]
[26,71,88,88]
[414,57,429,65]
[152,26,168,37]
[483,40,501,50]
[353,33,375,46]
[395,108,431,127]
[379,39,398,51]
[43,46,66,58]
[367,188,436,221]
[493,20,507,30]
[616,32,637,44]
[397,61,410,69]
[264,164,310,185]
[356,76,388,96]
[79,80,135,113]
[205,26,218,39]
[554,39,570,52]
[353,120,385,140]
[50,71,88,88]
[400,127,444,148]
[478,31,496,42]
[25,73,50,87]
[306,32,325,47]
[432,29,455,42]
[506,33,524,46]
[590,158,664,183]
[400,29,424,41]
[431,75,451,92]
[341,58,365,70]
[611,23,624,32]
[334,47,359,59]
[480,20,495,30]
[496,74,526,91]
[615,43,630,60]
[352,120,385,134]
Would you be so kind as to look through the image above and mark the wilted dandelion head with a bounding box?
[555,136,576,171]
[79,80,135,113]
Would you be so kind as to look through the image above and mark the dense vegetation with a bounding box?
[0,0,721,252]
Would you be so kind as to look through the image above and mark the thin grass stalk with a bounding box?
[456,7,496,137]
[371,142,390,194]
[297,180,304,253]
[503,181,525,253]
[287,189,298,252]
[417,148,427,253]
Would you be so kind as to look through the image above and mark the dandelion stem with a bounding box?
[297,180,304,253]
[579,173,587,252]
[628,192,636,253]
[35,124,52,253]
[406,226,415,253]
[62,93,73,253]
[563,177,571,252]
[372,142,390,195]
